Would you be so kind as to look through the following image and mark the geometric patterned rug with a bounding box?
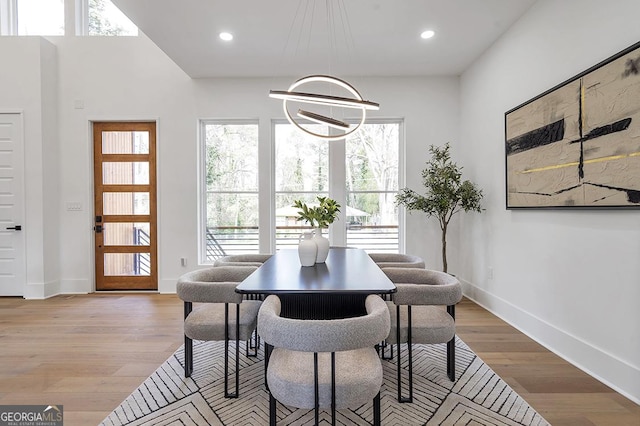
[100,337,549,425]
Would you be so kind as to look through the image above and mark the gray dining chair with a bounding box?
[213,253,272,267]
[368,253,425,268]
[176,266,260,398]
[258,294,390,426]
[382,267,462,403]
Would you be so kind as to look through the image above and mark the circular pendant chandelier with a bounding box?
[269,1,380,141]
[270,75,379,141]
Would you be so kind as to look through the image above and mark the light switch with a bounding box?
[66,202,82,211]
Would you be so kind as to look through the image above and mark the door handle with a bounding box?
[6,225,21,231]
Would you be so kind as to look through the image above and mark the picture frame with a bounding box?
[505,40,640,209]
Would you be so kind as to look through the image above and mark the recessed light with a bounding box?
[219,32,233,41]
[420,30,435,40]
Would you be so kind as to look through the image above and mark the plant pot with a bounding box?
[313,228,330,263]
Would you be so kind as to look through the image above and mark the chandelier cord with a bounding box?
[269,0,379,141]
[275,0,306,76]
[337,0,356,64]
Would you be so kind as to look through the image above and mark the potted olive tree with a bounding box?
[293,196,341,263]
[396,143,483,273]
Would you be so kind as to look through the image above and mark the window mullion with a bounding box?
[0,0,18,35]
[74,0,88,35]
[329,136,347,247]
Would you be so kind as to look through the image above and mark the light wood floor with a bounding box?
[0,295,637,426]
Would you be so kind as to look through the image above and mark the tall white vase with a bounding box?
[313,228,330,263]
[298,231,317,267]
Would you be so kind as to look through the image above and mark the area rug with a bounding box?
[100,338,549,425]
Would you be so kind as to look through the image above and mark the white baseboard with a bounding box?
[461,279,640,405]
[59,279,92,294]
[159,279,177,294]
[23,279,91,299]
[23,280,60,299]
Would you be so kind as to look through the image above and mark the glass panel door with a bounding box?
[93,122,157,290]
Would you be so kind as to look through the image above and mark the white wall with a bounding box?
[46,35,458,293]
[0,37,59,298]
[459,0,640,403]
[55,35,195,293]
[40,38,60,297]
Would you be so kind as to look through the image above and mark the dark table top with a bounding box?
[236,248,396,295]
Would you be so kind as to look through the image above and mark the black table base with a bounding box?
[278,294,368,319]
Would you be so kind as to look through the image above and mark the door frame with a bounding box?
[0,111,26,296]
[91,120,159,291]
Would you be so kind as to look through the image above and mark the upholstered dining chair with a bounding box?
[176,266,260,398]
[368,253,425,268]
[258,294,390,426]
[382,267,462,403]
[213,253,272,267]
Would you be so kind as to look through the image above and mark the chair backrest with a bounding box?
[382,267,461,306]
[213,254,272,267]
[368,253,425,268]
[177,266,257,304]
[258,295,390,353]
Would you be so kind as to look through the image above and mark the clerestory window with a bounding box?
[86,0,137,36]
[0,0,137,36]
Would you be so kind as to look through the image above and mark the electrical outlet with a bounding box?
[488,267,494,279]
[180,257,187,267]
[66,202,82,211]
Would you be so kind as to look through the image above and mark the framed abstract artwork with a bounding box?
[505,41,640,209]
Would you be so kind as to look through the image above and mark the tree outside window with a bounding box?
[202,121,259,261]
[346,122,400,252]
[200,119,402,260]
[274,123,329,250]
[89,0,137,36]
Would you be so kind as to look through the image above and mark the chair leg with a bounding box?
[314,352,320,426]
[397,305,413,403]
[269,391,277,426]
[235,304,240,396]
[447,336,455,381]
[183,302,193,378]
[184,335,193,378]
[331,352,336,426]
[447,305,456,382]
[224,303,240,398]
[379,339,393,360]
[373,392,381,426]
[264,342,273,391]
[246,329,259,357]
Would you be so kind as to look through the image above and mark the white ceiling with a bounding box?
[111,0,537,78]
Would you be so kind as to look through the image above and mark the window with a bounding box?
[273,120,402,252]
[16,0,64,35]
[200,121,259,262]
[0,0,137,36]
[87,0,137,36]
[345,122,401,252]
[274,122,329,250]
[200,119,403,262]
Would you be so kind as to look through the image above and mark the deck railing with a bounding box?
[133,227,151,275]
[205,225,398,261]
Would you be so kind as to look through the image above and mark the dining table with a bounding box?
[235,247,396,319]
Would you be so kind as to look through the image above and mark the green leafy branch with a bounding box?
[293,196,341,228]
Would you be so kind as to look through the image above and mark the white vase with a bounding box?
[313,228,330,263]
[298,231,317,267]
